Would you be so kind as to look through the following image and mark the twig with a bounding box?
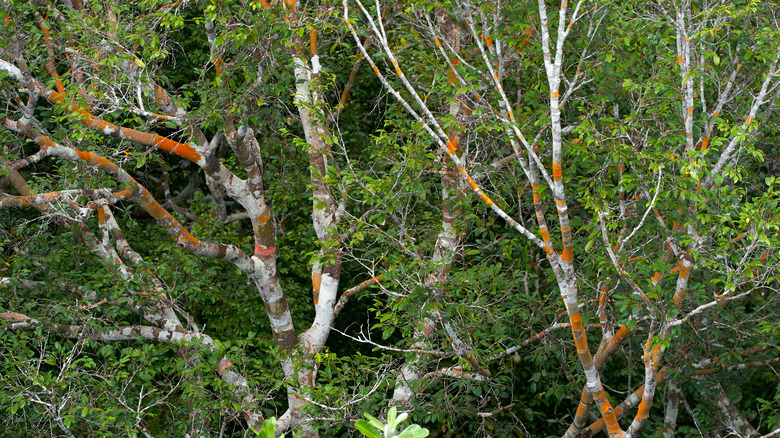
[332,326,447,356]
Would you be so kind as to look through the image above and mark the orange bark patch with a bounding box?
[552,162,562,181]
[310,29,318,55]
[561,246,573,264]
[312,271,321,304]
[256,210,271,225]
[612,325,629,347]
[677,262,691,279]
[673,289,686,309]
[603,407,622,435]
[219,358,233,375]
[347,275,383,294]
[446,140,457,154]
[539,225,550,244]
[34,135,56,149]
[447,135,459,153]
[154,137,202,163]
[569,311,582,328]
[254,244,276,256]
[448,57,460,85]
[466,176,493,206]
[154,86,167,104]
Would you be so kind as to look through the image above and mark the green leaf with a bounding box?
[258,417,278,438]
[363,413,385,431]
[355,420,382,438]
[584,239,594,252]
[398,425,430,438]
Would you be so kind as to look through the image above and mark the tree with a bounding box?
[1,0,779,437]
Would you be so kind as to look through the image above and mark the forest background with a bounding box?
[1,0,779,437]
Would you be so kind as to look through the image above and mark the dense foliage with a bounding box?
[1,0,779,437]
